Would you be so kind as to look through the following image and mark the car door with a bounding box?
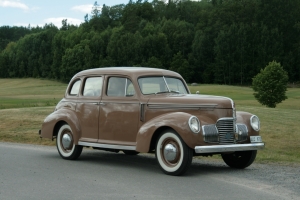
[76,76,103,143]
[98,76,139,145]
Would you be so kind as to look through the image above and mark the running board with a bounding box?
[78,141,136,151]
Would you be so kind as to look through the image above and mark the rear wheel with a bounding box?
[155,130,193,176]
[221,150,257,169]
[56,124,82,160]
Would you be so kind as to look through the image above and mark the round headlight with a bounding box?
[188,116,200,134]
[250,115,260,131]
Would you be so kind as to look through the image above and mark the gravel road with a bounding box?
[0,142,299,200]
[191,158,300,199]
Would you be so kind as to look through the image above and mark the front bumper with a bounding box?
[194,143,265,153]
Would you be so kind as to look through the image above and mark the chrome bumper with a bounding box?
[194,143,265,153]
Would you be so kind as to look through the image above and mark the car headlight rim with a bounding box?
[250,115,260,131]
[188,116,200,134]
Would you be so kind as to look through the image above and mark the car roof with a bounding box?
[73,67,182,80]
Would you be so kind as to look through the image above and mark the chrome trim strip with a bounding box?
[194,143,265,153]
[215,96,235,109]
[78,142,136,150]
[148,104,218,110]
[72,101,100,104]
[216,117,234,122]
[101,101,140,105]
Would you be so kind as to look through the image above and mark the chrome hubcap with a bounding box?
[163,143,177,162]
[62,133,72,150]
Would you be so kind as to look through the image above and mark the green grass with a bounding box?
[0,106,55,145]
[0,78,66,109]
[189,84,300,110]
[0,79,300,164]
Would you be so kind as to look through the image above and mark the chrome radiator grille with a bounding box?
[202,125,219,143]
[236,124,248,141]
[216,118,235,144]
[203,118,243,144]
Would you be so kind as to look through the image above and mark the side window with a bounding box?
[69,79,81,96]
[107,77,126,97]
[126,80,135,96]
[83,77,103,97]
[107,77,136,97]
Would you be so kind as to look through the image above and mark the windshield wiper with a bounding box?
[155,91,169,94]
[155,90,180,94]
[170,90,180,94]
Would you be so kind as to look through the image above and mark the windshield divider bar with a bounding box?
[163,76,170,92]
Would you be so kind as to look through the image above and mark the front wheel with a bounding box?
[221,150,257,169]
[56,124,83,160]
[155,130,193,176]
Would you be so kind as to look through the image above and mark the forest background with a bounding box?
[0,0,299,85]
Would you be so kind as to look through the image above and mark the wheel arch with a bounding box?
[53,120,67,137]
[41,109,81,144]
[53,119,81,144]
[135,112,202,153]
[149,126,172,152]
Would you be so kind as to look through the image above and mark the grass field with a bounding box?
[0,78,299,164]
[0,78,66,109]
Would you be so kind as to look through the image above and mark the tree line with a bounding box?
[0,0,299,84]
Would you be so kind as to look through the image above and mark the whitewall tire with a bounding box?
[56,124,82,160]
[155,130,193,176]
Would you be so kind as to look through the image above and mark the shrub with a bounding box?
[252,61,288,108]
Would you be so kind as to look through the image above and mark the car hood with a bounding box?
[146,94,234,109]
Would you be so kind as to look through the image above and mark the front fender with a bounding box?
[41,109,81,144]
[236,111,260,136]
[136,112,202,152]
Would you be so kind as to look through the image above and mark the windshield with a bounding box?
[138,76,188,95]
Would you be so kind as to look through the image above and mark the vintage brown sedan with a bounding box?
[39,67,264,175]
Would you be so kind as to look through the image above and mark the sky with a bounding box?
[0,0,130,28]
